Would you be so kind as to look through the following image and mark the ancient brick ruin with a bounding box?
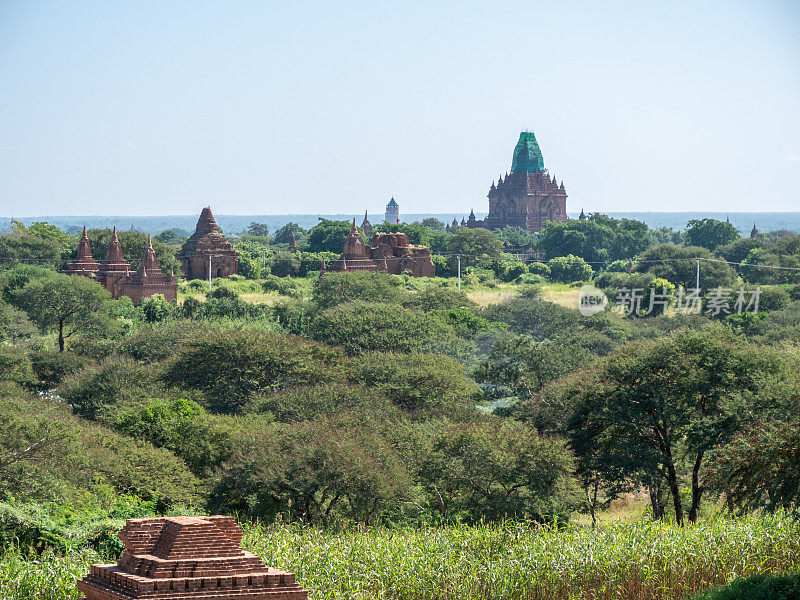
[77,516,308,600]
[177,207,238,280]
[328,219,435,277]
[468,131,568,233]
[63,227,177,305]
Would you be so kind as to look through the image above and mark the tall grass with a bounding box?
[2,513,799,600]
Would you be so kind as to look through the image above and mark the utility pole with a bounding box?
[457,255,461,291]
[696,259,700,290]
[209,255,212,291]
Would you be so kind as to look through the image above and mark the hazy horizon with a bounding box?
[1,1,798,216]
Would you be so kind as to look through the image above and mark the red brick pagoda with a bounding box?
[63,228,176,305]
[177,207,238,280]
[77,515,308,600]
[328,219,435,277]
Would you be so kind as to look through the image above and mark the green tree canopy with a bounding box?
[685,218,740,251]
[16,273,114,351]
[305,218,353,253]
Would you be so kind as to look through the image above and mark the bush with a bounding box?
[308,301,460,356]
[313,272,406,308]
[345,352,478,411]
[688,571,800,600]
[28,350,87,388]
[527,262,551,277]
[547,255,594,283]
[0,349,35,386]
[162,330,344,412]
[139,294,174,323]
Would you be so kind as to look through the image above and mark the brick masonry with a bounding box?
[77,516,308,600]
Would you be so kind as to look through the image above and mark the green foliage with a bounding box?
[308,301,460,356]
[537,215,651,262]
[402,287,474,311]
[0,301,35,343]
[139,294,174,323]
[345,352,478,411]
[305,218,353,253]
[546,254,594,283]
[374,222,430,245]
[246,222,270,237]
[688,571,800,600]
[273,222,305,245]
[112,398,233,476]
[708,419,800,512]
[685,218,740,251]
[59,357,161,420]
[0,234,61,270]
[162,331,344,412]
[313,271,406,308]
[10,221,76,258]
[741,234,800,285]
[565,328,794,524]
[210,420,410,526]
[447,227,503,267]
[16,273,114,351]
[0,265,57,304]
[0,350,35,387]
[417,420,579,522]
[636,244,737,289]
[28,351,87,389]
[246,383,399,423]
[483,296,580,340]
[0,393,199,507]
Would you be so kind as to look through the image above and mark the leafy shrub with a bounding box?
[28,350,87,388]
[308,301,459,355]
[0,349,34,386]
[527,261,551,277]
[313,272,406,308]
[547,255,594,283]
[162,331,344,412]
[345,352,478,411]
[688,571,800,600]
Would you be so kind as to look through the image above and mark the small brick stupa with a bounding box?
[77,516,308,600]
[177,207,238,280]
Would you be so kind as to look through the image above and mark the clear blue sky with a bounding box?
[1,0,798,217]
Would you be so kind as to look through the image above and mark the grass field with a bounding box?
[2,513,798,600]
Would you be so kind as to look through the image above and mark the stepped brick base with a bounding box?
[77,516,308,600]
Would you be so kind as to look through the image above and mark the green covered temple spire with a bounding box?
[510,131,545,173]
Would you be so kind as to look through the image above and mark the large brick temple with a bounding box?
[177,207,238,280]
[63,227,177,305]
[328,219,435,277]
[467,131,568,233]
[77,515,308,600]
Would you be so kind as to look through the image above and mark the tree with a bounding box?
[163,331,344,412]
[537,215,652,263]
[566,329,791,524]
[685,218,740,251]
[308,301,461,356]
[305,218,353,253]
[374,222,429,245]
[420,218,445,231]
[246,222,270,237]
[17,274,113,351]
[447,227,503,267]
[547,254,594,283]
[484,296,580,340]
[345,352,478,411]
[417,420,579,522]
[0,233,61,270]
[11,221,76,257]
[313,271,406,308]
[635,244,737,289]
[273,222,304,245]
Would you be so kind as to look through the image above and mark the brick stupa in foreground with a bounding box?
[77,516,308,600]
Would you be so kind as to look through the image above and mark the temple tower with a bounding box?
[177,207,238,279]
[471,132,568,233]
[384,197,400,224]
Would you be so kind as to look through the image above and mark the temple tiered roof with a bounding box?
[77,516,308,600]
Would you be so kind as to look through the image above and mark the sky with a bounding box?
[0,0,798,217]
